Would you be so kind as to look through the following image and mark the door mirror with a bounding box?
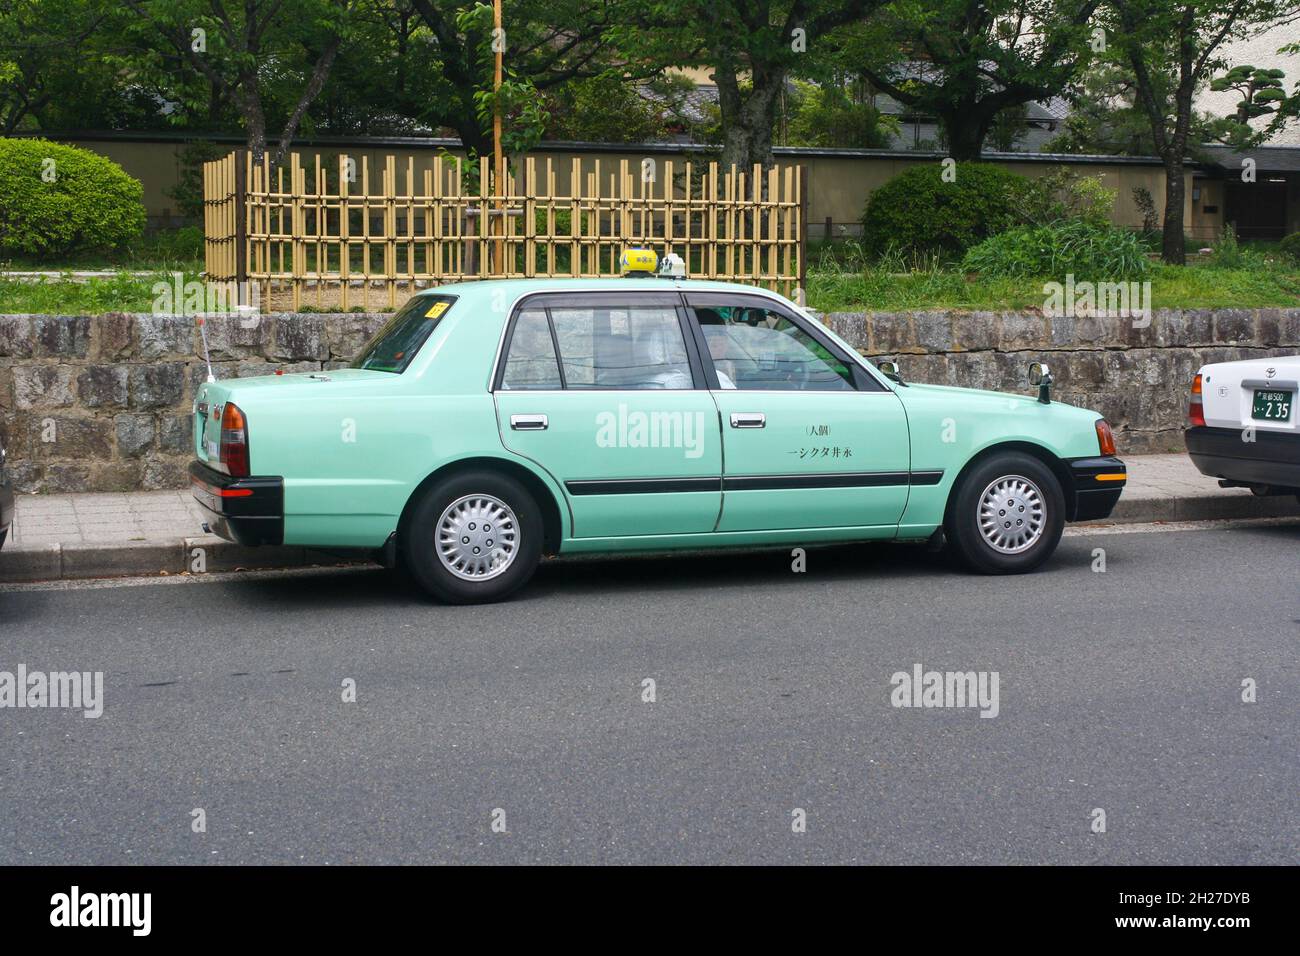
[877,360,904,385]
[1028,362,1053,404]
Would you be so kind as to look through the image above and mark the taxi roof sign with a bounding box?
[620,248,658,275]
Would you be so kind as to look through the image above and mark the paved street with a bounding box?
[1,521,1296,865]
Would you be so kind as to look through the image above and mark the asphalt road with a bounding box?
[1,522,1296,865]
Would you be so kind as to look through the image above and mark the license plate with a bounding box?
[1252,389,1293,421]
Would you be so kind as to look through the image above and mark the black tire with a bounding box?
[944,452,1065,574]
[401,470,543,604]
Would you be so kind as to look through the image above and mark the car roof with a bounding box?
[412,277,793,299]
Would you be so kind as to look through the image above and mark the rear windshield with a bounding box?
[351,295,457,372]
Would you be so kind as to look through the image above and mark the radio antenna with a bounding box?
[197,316,216,382]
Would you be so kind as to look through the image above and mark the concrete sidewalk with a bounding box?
[1,454,1297,583]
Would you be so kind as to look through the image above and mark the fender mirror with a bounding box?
[1028,362,1053,404]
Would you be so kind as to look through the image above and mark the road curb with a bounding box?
[1094,493,1300,525]
[1,494,1296,583]
[0,537,366,583]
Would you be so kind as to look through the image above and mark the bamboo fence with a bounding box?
[203,150,805,310]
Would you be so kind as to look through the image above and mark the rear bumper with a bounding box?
[1185,426,1300,490]
[189,460,284,546]
[1066,456,1127,521]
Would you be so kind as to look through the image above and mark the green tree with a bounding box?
[0,0,135,133]
[401,0,663,157]
[623,1,884,170]
[545,74,669,143]
[785,78,898,147]
[1106,0,1293,263]
[124,0,357,164]
[854,0,1101,160]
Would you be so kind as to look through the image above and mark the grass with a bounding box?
[4,232,1299,315]
[0,272,204,314]
[0,228,204,275]
[804,236,1300,312]
[806,262,1300,312]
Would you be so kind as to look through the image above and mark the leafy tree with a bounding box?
[785,78,898,147]
[544,74,669,143]
[623,1,884,170]
[853,0,1100,160]
[401,0,663,157]
[123,0,357,165]
[1106,0,1293,263]
[0,0,138,133]
[1206,63,1299,146]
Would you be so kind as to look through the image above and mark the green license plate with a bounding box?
[1252,389,1293,421]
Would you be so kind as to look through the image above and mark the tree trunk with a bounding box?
[717,65,782,172]
[1161,157,1186,265]
[938,104,990,161]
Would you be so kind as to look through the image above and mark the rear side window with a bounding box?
[549,305,692,389]
[500,309,562,389]
[351,294,456,373]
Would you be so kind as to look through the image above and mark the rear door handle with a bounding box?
[729,412,765,428]
[510,414,548,431]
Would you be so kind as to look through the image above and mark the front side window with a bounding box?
[691,303,854,391]
[547,304,693,389]
[351,294,456,373]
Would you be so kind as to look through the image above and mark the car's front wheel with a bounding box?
[402,470,542,603]
[945,452,1065,574]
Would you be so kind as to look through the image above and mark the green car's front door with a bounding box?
[685,293,911,533]
[493,292,722,539]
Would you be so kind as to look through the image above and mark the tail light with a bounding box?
[1094,419,1117,456]
[1188,373,1205,427]
[220,402,250,477]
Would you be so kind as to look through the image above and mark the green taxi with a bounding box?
[189,272,1126,603]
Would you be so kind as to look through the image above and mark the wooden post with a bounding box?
[797,165,807,303]
[234,149,249,304]
[492,0,504,273]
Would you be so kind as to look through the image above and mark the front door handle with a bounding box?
[510,414,548,431]
[729,412,766,429]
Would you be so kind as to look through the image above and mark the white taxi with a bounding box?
[1185,355,1300,500]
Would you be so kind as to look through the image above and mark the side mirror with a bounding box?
[877,360,905,385]
[1029,362,1053,404]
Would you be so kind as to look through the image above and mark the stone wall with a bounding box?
[0,313,387,493]
[2,308,1298,493]
[821,308,1300,454]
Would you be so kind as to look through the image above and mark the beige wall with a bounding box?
[44,135,1206,241]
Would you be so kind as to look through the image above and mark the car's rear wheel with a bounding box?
[945,452,1065,574]
[402,470,542,603]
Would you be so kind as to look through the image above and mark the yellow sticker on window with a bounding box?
[425,301,449,319]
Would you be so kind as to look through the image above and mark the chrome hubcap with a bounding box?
[978,475,1045,554]
[436,494,518,581]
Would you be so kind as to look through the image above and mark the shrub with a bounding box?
[1207,224,1268,271]
[1021,167,1115,228]
[961,220,1150,280]
[0,138,145,257]
[1279,231,1300,263]
[860,163,1028,259]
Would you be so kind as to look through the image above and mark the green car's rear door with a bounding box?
[684,292,911,532]
[493,291,722,539]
